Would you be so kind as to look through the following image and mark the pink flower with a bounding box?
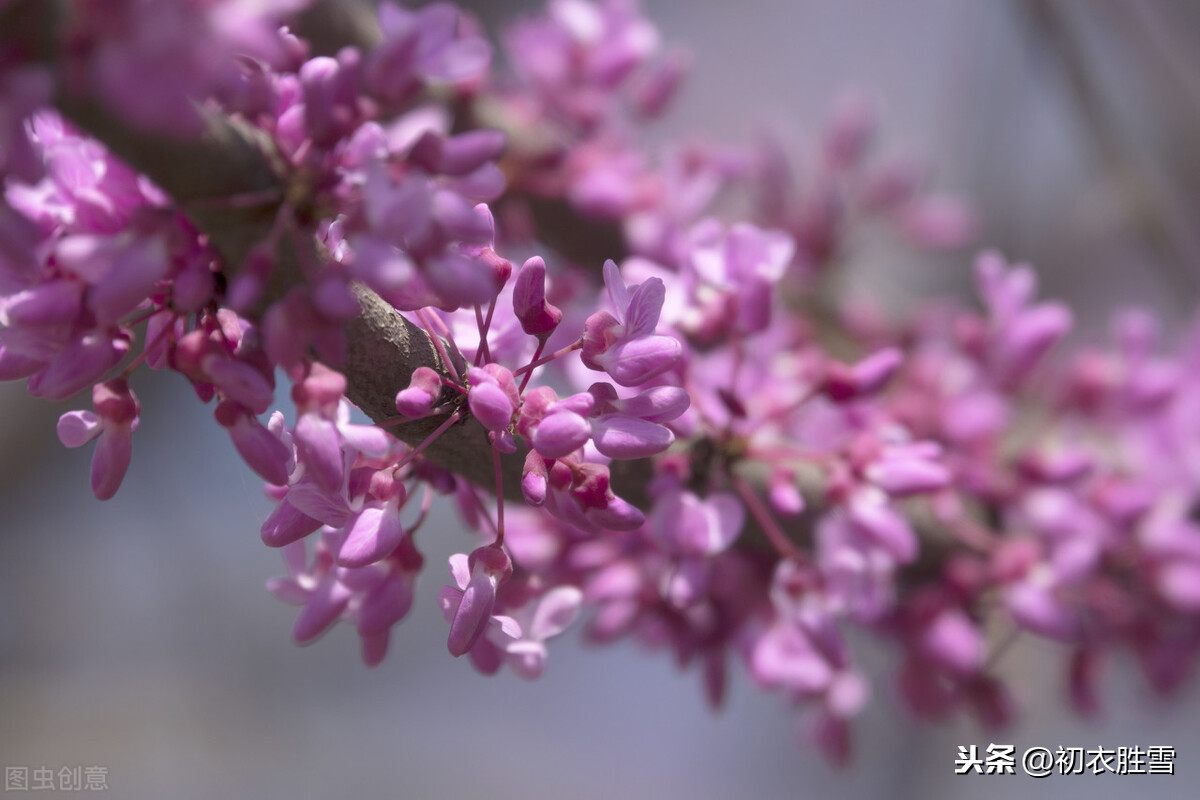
[488,585,583,680]
[648,488,744,556]
[56,378,140,500]
[395,366,443,419]
[439,545,514,657]
[512,256,563,340]
[214,400,292,486]
[581,260,681,386]
[467,364,519,433]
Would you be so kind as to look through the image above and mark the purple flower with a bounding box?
[365,1,492,104]
[588,381,689,423]
[816,510,898,621]
[862,440,949,497]
[590,413,673,458]
[268,529,424,667]
[395,366,443,419]
[338,490,407,569]
[581,259,681,386]
[918,607,985,676]
[750,620,836,693]
[532,405,593,459]
[439,545,514,657]
[822,347,902,401]
[214,400,292,486]
[512,256,563,340]
[488,585,583,679]
[57,378,140,500]
[541,456,645,531]
[686,218,793,335]
[467,364,519,433]
[648,487,744,556]
[975,251,1072,384]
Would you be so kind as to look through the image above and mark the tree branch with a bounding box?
[6,0,536,498]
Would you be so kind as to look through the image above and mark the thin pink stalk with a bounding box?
[416,308,461,384]
[513,338,583,377]
[733,473,805,562]
[394,411,462,470]
[119,312,179,378]
[473,299,496,365]
[518,340,546,393]
[492,442,505,547]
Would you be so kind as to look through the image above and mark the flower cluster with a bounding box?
[4,0,1200,770]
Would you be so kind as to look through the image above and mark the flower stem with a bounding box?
[513,338,583,377]
[417,308,460,385]
[119,312,178,379]
[492,442,505,547]
[474,302,493,365]
[394,411,462,470]
[518,340,546,393]
[733,473,805,562]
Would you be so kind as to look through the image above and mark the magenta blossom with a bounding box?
[56,379,140,500]
[581,259,681,386]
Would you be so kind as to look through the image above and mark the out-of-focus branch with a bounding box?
[292,0,381,56]
[4,0,535,498]
[1021,0,1200,300]
[3,0,982,569]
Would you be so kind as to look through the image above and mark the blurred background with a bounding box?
[4,1,1200,797]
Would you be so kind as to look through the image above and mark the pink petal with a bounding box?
[1006,579,1076,640]
[504,640,547,680]
[605,384,689,423]
[437,130,507,176]
[920,608,984,674]
[1157,562,1200,611]
[294,413,344,492]
[529,586,583,640]
[448,552,471,589]
[467,373,514,432]
[750,624,833,692]
[357,568,417,635]
[87,237,169,324]
[447,573,496,656]
[90,427,133,500]
[533,409,592,459]
[0,345,45,381]
[266,576,309,606]
[395,365,443,418]
[865,457,949,496]
[57,410,102,448]
[0,280,84,326]
[598,335,681,387]
[338,502,405,568]
[602,259,630,324]
[204,356,274,414]
[848,498,917,564]
[591,414,674,459]
[584,494,645,531]
[28,333,128,401]
[339,422,392,457]
[227,414,291,486]
[260,499,323,548]
[360,630,390,667]
[624,277,666,337]
[293,576,353,644]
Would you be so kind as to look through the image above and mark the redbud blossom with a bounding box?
[512,256,563,339]
[395,366,443,418]
[441,545,514,657]
[56,379,140,501]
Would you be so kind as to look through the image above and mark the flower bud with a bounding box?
[513,256,563,339]
[395,366,443,418]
